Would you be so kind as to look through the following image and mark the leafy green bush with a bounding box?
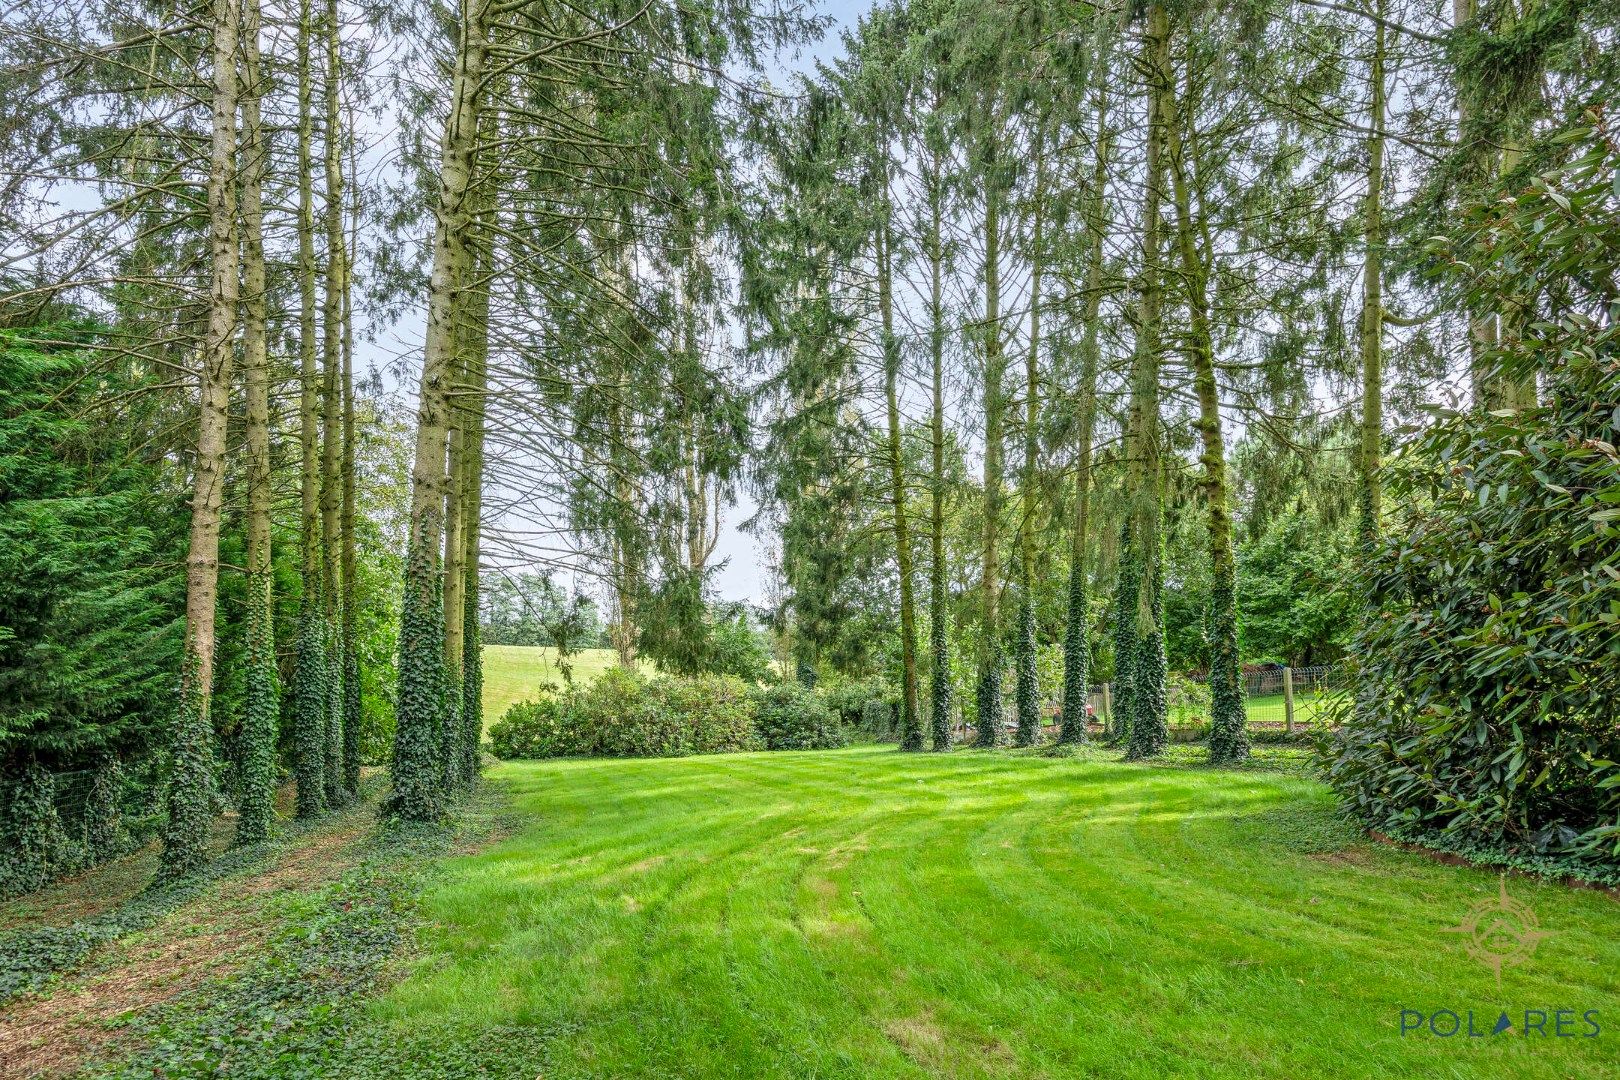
[648,675,762,755]
[822,677,894,739]
[1327,132,1620,864]
[753,684,846,751]
[488,670,761,760]
[488,695,594,759]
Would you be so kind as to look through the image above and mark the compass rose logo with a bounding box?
[1442,876,1551,988]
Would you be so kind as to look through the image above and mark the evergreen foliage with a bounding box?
[1329,132,1620,858]
[973,652,1003,748]
[1013,590,1040,746]
[1108,529,1139,744]
[1205,563,1250,765]
[388,535,446,822]
[324,622,346,808]
[460,579,482,784]
[235,578,279,844]
[1,761,68,897]
[158,656,218,882]
[84,752,126,861]
[1125,563,1168,761]
[1059,566,1089,744]
[293,606,329,819]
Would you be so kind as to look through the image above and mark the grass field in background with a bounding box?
[363,747,1620,1078]
[482,650,1344,734]
[1239,691,1341,727]
[480,645,640,728]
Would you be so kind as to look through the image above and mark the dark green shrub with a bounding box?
[84,752,128,861]
[753,684,846,751]
[823,678,894,739]
[488,671,761,760]
[859,698,897,740]
[488,695,595,759]
[1327,134,1620,862]
[649,675,762,755]
[1,761,69,897]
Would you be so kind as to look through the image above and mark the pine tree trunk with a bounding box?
[319,0,347,809]
[340,113,361,800]
[161,0,239,878]
[441,273,467,791]
[1013,134,1046,749]
[926,140,952,752]
[1108,523,1137,744]
[1060,43,1111,746]
[237,0,278,844]
[1123,2,1172,762]
[1360,10,1386,546]
[391,0,490,821]
[878,223,923,752]
[1166,59,1248,765]
[459,196,491,784]
[974,153,1005,748]
[293,0,327,820]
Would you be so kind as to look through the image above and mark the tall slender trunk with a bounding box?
[1360,9,1386,546]
[319,0,346,808]
[161,0,239,878]
[1167,58,1247,765]
[1061,33,1112,746]
[1123,3,1171,761]
[237,0,277,844]
[926,137,952,752]
[391,0,490,821]
[460,192,491,784]
[878,221,922,752]
[1013,132,1046,749]
[292,0,327,819]
[1453,0,1533,410]
[974,143,1005,748]
[441,259,468,790]
[340,100,361,799]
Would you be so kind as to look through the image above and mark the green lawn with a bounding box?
[364,747,1620,1078]
[1238,691,1340,727]
[480,645,640,726]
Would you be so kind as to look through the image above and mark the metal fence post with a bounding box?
[1283,666,1295,734]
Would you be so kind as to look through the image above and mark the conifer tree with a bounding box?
[161,0,241,877]
[1122,2,1172,762]
[236,0,278,842]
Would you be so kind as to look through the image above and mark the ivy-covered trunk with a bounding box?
[1060,0,1115,751]
[1108,526,1137,744]
[1359,12,1386,546]
[84,753,126,862]
[1167,53,1246,765]
[161,0,239,878]
[319,0,348,811]
[1121,1,1172,762]
[1013,133,1046,750]
[4,761,68,894]
[236,0,278,845]
[878,223,923,752]
[459,199,491,785]
[926,139,952,753]
[390,0,490,821]
[292,0,326,821]
[974,150,1005,749]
